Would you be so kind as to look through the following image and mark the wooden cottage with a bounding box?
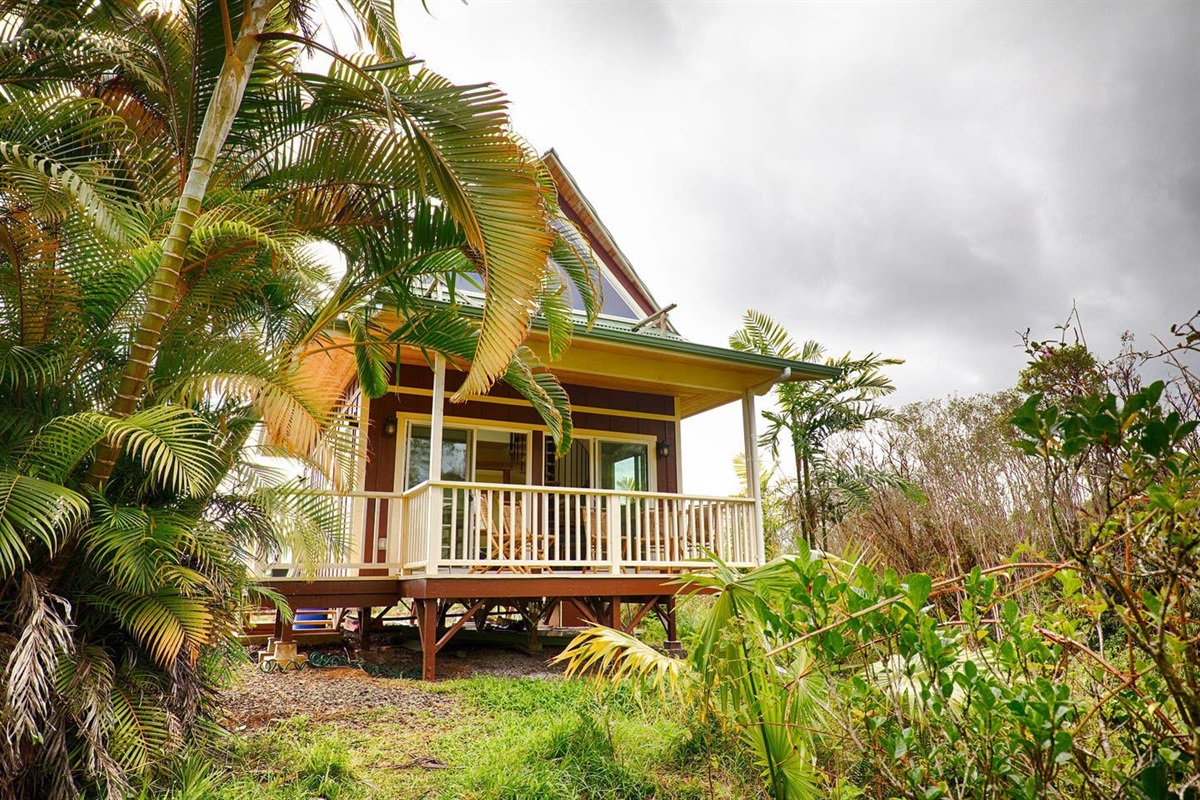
[260,151,837,678]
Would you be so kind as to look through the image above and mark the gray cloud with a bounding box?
[391,0,1199,490]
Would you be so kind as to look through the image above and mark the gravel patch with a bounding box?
[220,666,455,728]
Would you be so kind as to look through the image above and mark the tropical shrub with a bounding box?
[562,377,1198,799]
[826,392,1052,574]
[0,2,597,796]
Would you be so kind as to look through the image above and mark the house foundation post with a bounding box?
[273,607,293,643]
[358,607,371,651]
[663,595,683,654]
[415,599,438,681]
[607,596,622,629]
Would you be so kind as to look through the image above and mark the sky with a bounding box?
[345,1,1199,494]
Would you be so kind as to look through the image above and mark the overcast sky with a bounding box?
[370,1,1199,494]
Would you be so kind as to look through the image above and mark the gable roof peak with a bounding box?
[542,149,677,336]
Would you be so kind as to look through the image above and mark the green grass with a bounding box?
[194,673,754,800]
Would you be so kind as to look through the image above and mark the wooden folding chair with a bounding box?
[471,492,546,574]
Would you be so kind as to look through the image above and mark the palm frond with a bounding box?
[26,406,222,496]
[730,309,804,360]
[1,573,74,748]
[0,470,88,576]
[554,624,692,699]
[88,584,213,668]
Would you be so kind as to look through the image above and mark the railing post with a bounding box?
[425,483,442,575]
[608,495,621,574]
[386,494,396,568]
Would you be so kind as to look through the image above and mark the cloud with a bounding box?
[391,0,1200,491]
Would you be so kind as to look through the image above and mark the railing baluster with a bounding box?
[673,499,680,561]
[584,494,592,563]
[446,491,453,566]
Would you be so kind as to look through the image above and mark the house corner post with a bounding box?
[741,390,764,565]
[664,595,683,654]
[426,355,446,575]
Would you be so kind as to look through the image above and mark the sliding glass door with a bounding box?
[404,425,471,489]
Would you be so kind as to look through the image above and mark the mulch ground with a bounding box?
[219,644,566,729]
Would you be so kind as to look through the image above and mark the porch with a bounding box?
[261,480,759,577]
[257,319,836,678]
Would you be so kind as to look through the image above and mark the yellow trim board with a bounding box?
[385,385,678,423]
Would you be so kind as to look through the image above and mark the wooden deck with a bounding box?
[261,481,759,577]
[254,480,758,679]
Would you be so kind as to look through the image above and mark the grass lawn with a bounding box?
[209,668,755,800]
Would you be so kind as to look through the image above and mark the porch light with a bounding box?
[383,418,397,437]
[656,441,670,459]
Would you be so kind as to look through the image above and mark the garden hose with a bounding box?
[258,649,420,679]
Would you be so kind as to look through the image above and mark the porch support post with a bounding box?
[741,390,764,564]
[415,599,438,681]
[357,607,371,651]
[429,354,446,480]
[664,595,683,654]
[426,355,446,575]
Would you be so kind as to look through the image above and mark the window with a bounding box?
[404,423,531,489]
[599,441,649,491]
[405,425,470,489]
[473,428,528,485]
[544,437,652,491]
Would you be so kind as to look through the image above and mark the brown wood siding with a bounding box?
[363,367,679,499]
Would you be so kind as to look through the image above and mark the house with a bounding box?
[259,151,837,679]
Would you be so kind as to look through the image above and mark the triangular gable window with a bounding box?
[453,264,641,321]
[556,266,638,320]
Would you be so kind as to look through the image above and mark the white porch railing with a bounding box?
[258,481,759,577]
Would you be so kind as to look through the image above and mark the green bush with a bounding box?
[561,381,1199,799]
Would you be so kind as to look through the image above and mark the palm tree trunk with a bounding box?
[797,446,815,548]
[87,0,277,487]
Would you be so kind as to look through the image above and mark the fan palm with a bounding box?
[556,556,826,800]
[0,2,598,795]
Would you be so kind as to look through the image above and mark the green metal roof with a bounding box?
[528,314,841,383]
[360,293,840,383]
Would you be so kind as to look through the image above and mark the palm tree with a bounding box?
[730,310,904,548]
[0,3,597,795]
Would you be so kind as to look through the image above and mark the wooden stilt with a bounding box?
[416,599,438,681]
[358,607,371,650]
[607,596,622,629]
[664,595,683,654]
[273,608,293,643]
[519,600,543,653]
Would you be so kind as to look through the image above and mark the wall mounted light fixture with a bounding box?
[383,418,397,437]
[656,441,670,459]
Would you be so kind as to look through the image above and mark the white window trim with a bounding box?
[393,412,657,493]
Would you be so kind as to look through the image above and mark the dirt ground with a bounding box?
[220,643,566,729]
